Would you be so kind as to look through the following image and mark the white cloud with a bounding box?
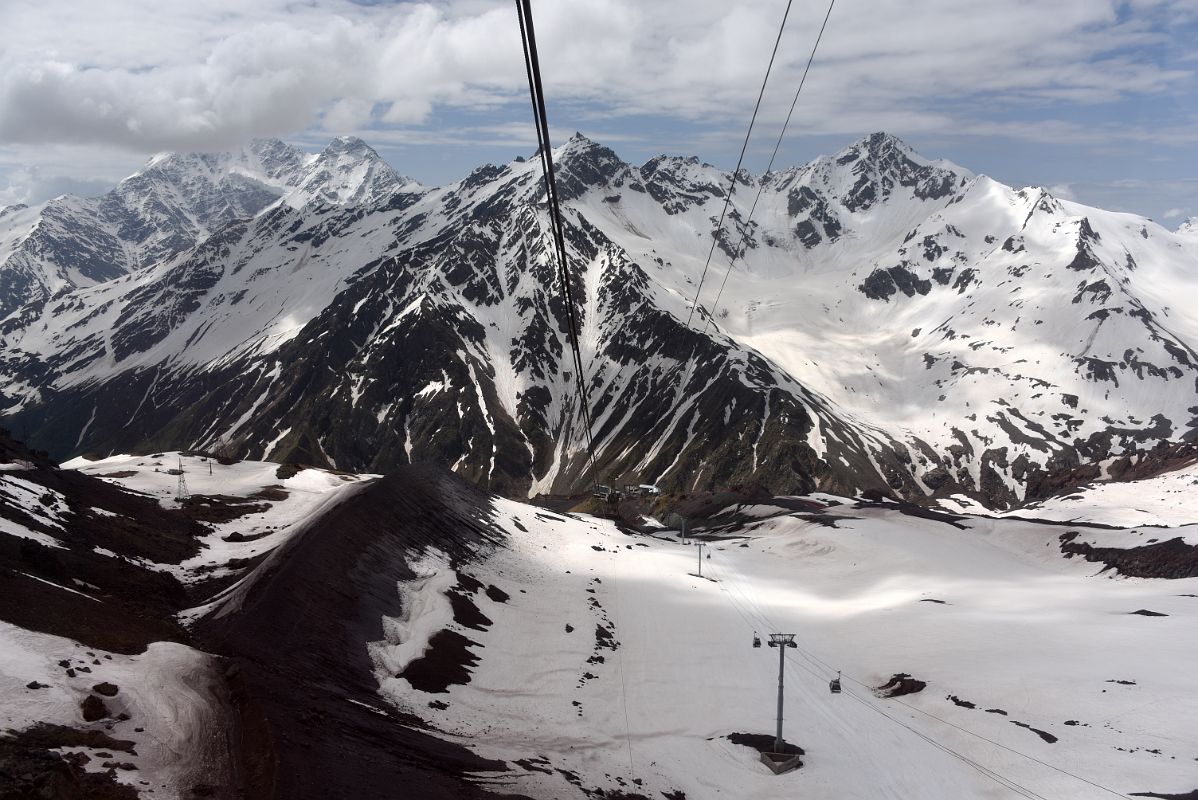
[0,165,116,206]
[0,0,1195,222]
[0,0,1193,154]
[1048,183,1078,201]
[1052,177,1198,221]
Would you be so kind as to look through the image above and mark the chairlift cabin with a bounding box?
[752,632,761,648]
[829,671,842,694]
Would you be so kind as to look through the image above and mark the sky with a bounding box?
[1,0,1196,223]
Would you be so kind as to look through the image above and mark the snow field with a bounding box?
[379,499,1198,799]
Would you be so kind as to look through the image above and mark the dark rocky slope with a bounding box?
[195,464,531,800]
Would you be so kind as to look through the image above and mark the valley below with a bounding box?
[1,444,1195,799]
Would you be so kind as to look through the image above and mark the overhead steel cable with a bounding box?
[515,0,599,476]
[703,557,1050,800]
[702,0,838,337]
[705,534,1134,799]
[879,695,1136,800]
[834,686,1052,800]
[774,638,1133,799]
[683,0,796,330]
[517,9,633,783]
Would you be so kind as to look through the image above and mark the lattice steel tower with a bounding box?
[175,457,189,502]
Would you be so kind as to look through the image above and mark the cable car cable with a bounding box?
[881,695,1136,799]
[701,0,838,338]
[783,639,1134,797]
[683,0,796,330]
[835,686,1052,800]
[706,539,1133,799]
[709,562,1052,799]
[515,0,599,477]
[517,6,638,781]
[705,554,1052,799]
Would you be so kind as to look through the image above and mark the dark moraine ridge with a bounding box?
[195,463,532,800]
[1059,532,1198,579]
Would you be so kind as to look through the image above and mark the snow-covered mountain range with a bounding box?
[1,133,1196,507]
[0,137,411,318]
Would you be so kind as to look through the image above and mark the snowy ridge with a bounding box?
[61,452,372,587]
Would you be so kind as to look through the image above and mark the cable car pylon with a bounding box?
[758,632,801,773]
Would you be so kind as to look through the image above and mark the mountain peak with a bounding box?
[322,135,379,159]
[281,136,407,208]
[554,132,611,159]
[864,130,914,150]
[247,137,294,154]
[1177,216,1198,235]
[550,135,626,200]
[248,137,305,161]
[835,131,922,167]
[818,131,970,212]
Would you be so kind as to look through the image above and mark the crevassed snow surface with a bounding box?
[378,499,1198,799]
